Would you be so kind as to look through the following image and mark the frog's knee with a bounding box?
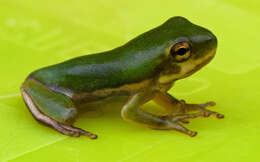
[60,107,77,124]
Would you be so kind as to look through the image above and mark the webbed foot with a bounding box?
[179,100,224,119]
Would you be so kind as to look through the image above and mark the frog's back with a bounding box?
[30,46,163,93]
[29,17,195,93]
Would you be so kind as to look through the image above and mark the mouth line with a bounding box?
[158,49,216,84]
[184,50,216,77]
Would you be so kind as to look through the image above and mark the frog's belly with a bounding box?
[70,79,153,107]
[75,95,130,110]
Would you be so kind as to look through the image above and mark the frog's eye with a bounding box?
[170,42,191,62]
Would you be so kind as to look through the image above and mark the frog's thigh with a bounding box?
[22,79,77,124]
[21,79,97,139]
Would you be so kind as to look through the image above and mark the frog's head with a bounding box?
[156,16,217,84]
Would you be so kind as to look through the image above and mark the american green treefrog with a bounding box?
[21,17,224,139]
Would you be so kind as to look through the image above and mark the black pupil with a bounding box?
[176,48,188,55]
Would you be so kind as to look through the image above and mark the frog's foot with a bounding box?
[164,101,225,137]
[179,100,224,119]
[162,101,225,136]
[164,113,212,137]
[52,122,98,139]
[165,111,222,137]
[165,118,198,137]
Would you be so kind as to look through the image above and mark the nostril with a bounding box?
[209,34,217,48]
[207,32,217,46]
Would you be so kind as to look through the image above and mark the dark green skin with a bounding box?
[30,17,216,94]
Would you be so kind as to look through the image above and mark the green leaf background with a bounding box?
[0,0,260,161]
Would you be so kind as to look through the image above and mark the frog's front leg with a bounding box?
[21,78,97,139]
[121,92,197,137]
[153,91,224,121]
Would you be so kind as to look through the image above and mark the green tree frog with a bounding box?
[21,16,224,139]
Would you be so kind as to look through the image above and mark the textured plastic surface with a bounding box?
[0,0,259,162]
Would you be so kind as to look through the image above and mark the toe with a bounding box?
[206,101,216,106]
[180,119,190,124]
[202,111,211,117]
[188,131,198,137]
[60,124,98,139]
[215,113,225,119]
[200,101,216,108]
[88,134,98,139]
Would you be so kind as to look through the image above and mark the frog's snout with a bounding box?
[208,32,217,51]
[190,30,218,60]
[199,33,217,51]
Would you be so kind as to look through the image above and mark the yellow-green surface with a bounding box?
[0,0,260,161]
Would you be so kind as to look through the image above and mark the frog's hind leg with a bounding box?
[21,78,97,139]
